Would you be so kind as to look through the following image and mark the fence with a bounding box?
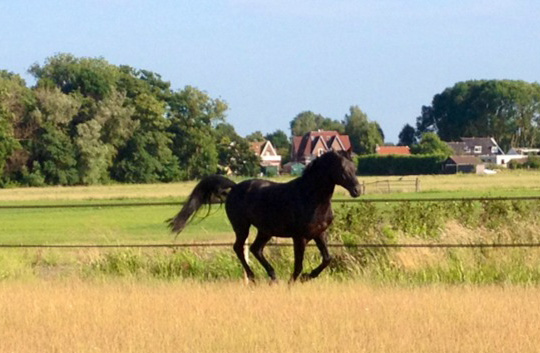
[361,178,420,194]
[2,196,540,249]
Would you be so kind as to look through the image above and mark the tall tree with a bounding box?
[29,53,118,101]
[0,70,28,180]
[167,86,227,180]
[75,120,111,184]
[33,123,79,185]
[344,106,384,155]
[113,94,180,183]
[398,124,417,146]
[246,130,265,142]
[290,111,344,136]
[265,129,291,164]
[411,132,453,156]
[416,80,540,151]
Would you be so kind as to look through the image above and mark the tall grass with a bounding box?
[1,281,539,353]
[2,199,540,284]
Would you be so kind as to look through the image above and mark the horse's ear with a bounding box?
[345,148,353,160]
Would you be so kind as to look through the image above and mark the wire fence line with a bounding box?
[2,195,540,209]
[1,242,540,249]
[2,196,540,250]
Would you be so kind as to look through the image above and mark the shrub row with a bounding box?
[356,154,447,175]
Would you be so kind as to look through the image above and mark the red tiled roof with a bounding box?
[292,130,352,162]
[376,146,411,155]
[250,141,264,155]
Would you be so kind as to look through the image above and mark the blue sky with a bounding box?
[1,0,539,142]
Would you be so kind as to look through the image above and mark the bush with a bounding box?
[357,154,446,175]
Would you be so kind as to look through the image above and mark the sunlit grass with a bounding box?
[0,281,539,353]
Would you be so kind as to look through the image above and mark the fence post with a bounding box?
[416,177,421,192]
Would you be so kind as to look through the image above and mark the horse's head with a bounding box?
[327,150,362,198]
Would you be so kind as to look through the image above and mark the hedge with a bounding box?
[356,154,447,175]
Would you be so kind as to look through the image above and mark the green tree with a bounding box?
[29,53,118,100]
[167,86,227,180]
[75,120,111,184]
[290,111,344,136]
[398,124,416,146]
[0,71,34,181]
[416,80,540,151]
[112,94,180,182]
[265,129,291,164]
[246,130,265,142]
[0,107,20,182]
[344,106,383,155]
[411,132,453,156]
[33,124,79,185]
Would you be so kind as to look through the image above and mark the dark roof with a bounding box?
[445,156,483,165]
[447,137,503,156]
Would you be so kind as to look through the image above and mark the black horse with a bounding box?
[168,150,361,282]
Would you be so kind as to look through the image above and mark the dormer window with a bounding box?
[491,146,498,154]
[474,146,482,154]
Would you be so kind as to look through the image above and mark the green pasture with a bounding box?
[1,170,540,246]
[1,170,540,283]
[0,205,233,245]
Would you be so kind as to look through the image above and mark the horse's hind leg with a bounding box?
[290,237,307,282]
[232,224,255,282]
[250,231,276,281]
[308,232,332,279]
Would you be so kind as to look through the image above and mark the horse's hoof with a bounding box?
[299,273,312,282]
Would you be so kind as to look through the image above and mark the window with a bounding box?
[491,146,499,154]
[474,145,482,154]
[318,149,325,157]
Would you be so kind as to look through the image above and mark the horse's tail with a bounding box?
[167,175,236,235]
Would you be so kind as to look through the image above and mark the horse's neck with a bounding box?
[298,170,335,203]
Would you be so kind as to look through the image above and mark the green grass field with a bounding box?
[2,171,540,352]
[2,170,540,245]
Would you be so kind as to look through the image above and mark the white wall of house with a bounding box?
[480,154,527,166]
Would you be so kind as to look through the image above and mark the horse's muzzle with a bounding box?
[349,185,362,198]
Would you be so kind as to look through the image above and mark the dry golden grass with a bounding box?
[0,182,199,201]
[1,280,539,353]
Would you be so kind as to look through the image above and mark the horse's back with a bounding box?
[225,178,301,235]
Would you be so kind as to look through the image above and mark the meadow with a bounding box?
[1,280,539,353]
[2,171,540,352]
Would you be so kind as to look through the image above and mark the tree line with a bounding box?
[2,54,538,187]
[0,54,264,186]
[399,80,540,152]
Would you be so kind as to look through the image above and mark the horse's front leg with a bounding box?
[290,237,306,282]
[307,232,332,279]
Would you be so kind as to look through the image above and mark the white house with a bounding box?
[250,140,282,168]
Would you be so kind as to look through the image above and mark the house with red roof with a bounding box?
[291,130,352,164]
[376,145,411,155]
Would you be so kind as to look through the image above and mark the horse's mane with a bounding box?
[302,150,352,178]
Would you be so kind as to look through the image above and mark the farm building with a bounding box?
[443,156,485,174]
